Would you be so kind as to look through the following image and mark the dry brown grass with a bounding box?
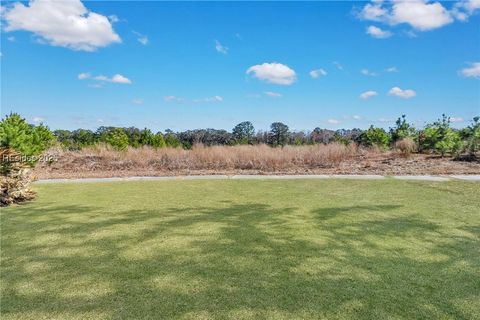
[35,143,480,178]
[41,143,356,172]
[394,138,417,156]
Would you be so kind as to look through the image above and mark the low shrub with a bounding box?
[395,138,417,155]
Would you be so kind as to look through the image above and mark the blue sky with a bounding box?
[1,0,479,132]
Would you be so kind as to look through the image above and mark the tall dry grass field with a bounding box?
[38,143,357,176]
[36,143,480,178]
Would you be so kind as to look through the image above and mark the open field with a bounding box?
[1,179,479,319]
[35,145,480,179]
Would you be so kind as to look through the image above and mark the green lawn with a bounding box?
[1,179,479,319]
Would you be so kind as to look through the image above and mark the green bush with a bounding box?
[461,117,480,156]
[0,113,54,169]
[359,126,390,149]
[420,115,463,156]
[165,133,181,148]
[103,128,129,151]
[152,133,166,149]
[390,115,416,143]
[434,130,463,157]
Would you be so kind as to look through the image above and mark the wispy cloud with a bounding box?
[132,31,148,45]
[164,96,185,102]
[264,91,283,98]
[361,68,377,76]
[32,116,44,123]
[333,61,344,71]
[327,119,341,125]
[460,62,480,78]
[385,66,399,73]
[79,72,132,84]
[215,40,228,54]
[309,68,327,78]
[193,96,224,103]
[450,117,465,123]
[360,90,378,99]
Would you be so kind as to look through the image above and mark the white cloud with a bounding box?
[80,73,131,84]
[352,115,363,120]
[78,72,91,80]
[360,90,378,99]
[246,62,296,85]
[215,40,228,54]
[111,74,131,84]
[164,96,185,102]
[388,86,416,99]
[309,68,327,78]
[132,98,144,105]
[460,62,480,78]
[360,2,388,21]
[366,25,392,38]
[194,96,224,103]
[361,68,378,76]
[2,0,121,51]
[385,66,399,73]
[264,91,283,98]
[452,0,480,21]
[450,117,465,122]
[32,116,44,123]
[359,0,454,31]
[391,0,453,31]
[132,31,148,45]
[327,119,341,125]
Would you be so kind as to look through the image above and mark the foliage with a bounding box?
[0,113,55,168]
[268,122,289,146]
[164,132,182,148]
[0,113,54,205]
[420,115,463,156]
[389,115,416,143]
[102,128,129,151]
[460,116,480,156]
[232,121,255,144]
[151,133,166,149]
[359,126,390,149]
[124,127,142,148]
[139,128,155,146]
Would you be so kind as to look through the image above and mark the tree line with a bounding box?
[1,113,480,159]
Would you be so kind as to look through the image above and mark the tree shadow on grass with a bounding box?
[1,202,479,319]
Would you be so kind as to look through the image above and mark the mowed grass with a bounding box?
[1,179,479,320]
